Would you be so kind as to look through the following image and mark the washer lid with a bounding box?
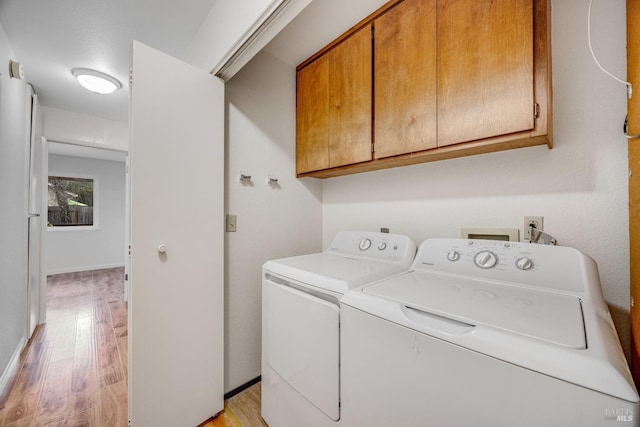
[363,270,586,349]
[264,253,405,294]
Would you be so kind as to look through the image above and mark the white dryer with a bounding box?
[340,238,639,427]
[261,231,416,427]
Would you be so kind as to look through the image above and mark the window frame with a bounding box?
[47,173,99,231]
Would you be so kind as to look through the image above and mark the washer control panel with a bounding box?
[327,231,417,268]
[439,241,537,271]
[413,239,589,294]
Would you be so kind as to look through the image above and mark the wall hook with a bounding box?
[239,170,252,182]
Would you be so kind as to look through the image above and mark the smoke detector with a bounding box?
[9,60,24,80]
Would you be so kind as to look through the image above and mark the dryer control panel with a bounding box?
[412,239,600,297]
[327,231,416,269]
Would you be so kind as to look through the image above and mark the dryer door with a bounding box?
[263,278,340,421]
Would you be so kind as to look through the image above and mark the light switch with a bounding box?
[226,214,237,232]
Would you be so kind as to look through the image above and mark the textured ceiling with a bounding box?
[0,0,217,122]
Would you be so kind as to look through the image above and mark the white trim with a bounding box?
[40,137,49,324]
[47,138,127,153]
[0,337,26,397]
[48,140,127,163]
[23,81,32,345]
[46,263,125,276]
[213,0,312,80]
[47,226,101,232]
[214,0,289,78]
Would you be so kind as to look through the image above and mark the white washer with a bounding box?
[341,238,639,427]
[262,231,416,427]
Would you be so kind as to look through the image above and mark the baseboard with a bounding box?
[224,375,261,400]
[0,337,26,398]
[47,263,125,276]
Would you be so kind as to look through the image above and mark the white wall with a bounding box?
[47,154,126,274]
[0,22,30,389]
[321,0,632,357]
[187,0,632,391]
[42,105,128,150]
[225,51,322,391]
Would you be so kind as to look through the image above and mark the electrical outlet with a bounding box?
[524,216,543,241]
[226,214,237,232]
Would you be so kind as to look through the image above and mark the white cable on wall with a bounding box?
[588,0,631,89]
[588,0,639,138]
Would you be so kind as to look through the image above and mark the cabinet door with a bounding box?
[296,55,330,174]
[438,0,534,147]
[296,26,372,174]
[328,25,373,168]
[374,0,437,159]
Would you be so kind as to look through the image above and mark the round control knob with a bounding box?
[516,257,534,271]
[474,251,498,269]
[157,245,167,254]
[359,238,372,251]
[447,251,460,262]
[378,241,387,250]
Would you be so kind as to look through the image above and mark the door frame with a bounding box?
[628,0,640,387]
[25,86,45,336]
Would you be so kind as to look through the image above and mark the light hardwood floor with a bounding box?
[0,268,266,427]
[202,383,267,427]
[0,268,128,426]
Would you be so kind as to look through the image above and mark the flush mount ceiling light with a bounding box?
[72,68,122,95]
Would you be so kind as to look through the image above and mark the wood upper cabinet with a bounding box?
[437,0,534,146]
[374,0,437,159]
[296,26,372,175]
[296,55,330,174]
[296,0,551,178]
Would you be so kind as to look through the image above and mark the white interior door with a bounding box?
[27,88,43,337]
[129,41,224,427]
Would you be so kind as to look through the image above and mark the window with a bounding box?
[48,176,95,227]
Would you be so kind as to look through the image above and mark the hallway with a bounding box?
[0,267,268,426]
[0,268,128,426]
